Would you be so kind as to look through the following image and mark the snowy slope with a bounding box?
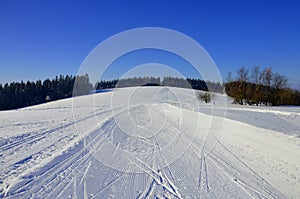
[0,87,299,198]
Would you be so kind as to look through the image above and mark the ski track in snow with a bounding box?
[0,87,299,198]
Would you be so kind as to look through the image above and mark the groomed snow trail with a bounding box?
[0,87,299,198]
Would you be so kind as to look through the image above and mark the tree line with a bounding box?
[225,66,300,106]
[2,70,297,111]
[0,75,224,110]
[95,77,223,92]
[0,74,92,110]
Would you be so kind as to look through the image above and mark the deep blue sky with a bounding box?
[0,0,299,87]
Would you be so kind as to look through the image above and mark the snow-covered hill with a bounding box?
[0,87,299,198]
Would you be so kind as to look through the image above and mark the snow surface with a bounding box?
[0,87,299,198]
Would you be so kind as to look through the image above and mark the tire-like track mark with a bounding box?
[3,107,127,198]
[153,105,284,198]
[0,107,117,152]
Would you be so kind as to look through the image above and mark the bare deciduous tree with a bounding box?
[262,67,273,86]
[237,66,249,82]
[251,65,261,84]
[272,73,288,90]
[226,71,233,83]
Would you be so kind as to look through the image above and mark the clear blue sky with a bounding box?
[0,0,299,87]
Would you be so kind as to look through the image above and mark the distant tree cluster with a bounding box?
[186,78,208,90]
[94,77,161,90]
[225,66,300,106]
[204,81,224,93]
[0,74,92,110]
[116,77,161,88]
[95,79,118,90]
[161,77,189,88]
[94,77,223,92]
[73,74,93,96]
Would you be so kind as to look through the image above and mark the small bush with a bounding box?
[197,92,214,104]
